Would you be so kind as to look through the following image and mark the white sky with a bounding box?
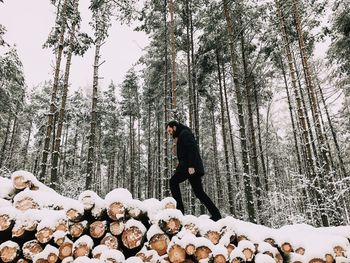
[0,0,149,93]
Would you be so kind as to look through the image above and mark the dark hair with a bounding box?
[166,120,178,129]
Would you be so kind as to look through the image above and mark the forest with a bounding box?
[0,0,349,229]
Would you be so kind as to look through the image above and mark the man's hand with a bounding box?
[188,167,195,175]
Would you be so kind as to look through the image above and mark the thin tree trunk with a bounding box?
[61,122,69,179]
[315,76,347,178]
[215,49,235,216]
[240,30,262,221]
[86,36,102,189]
[223,0,256,223]
[189,0,199,143]
[169,0,177,117]
[40,0,68,180]
[209,98,222,205]
[147,105,152,198]
[279,56,302,174]
[0,114,12,168]
[51,0,79,188]
[163,0,170,198]
[23,119,33,170]
[185,0,193,129]
[222,61,239,181]
[292,0,330,226]
[253,77,268,190]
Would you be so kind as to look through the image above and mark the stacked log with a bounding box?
[0,170,350,263]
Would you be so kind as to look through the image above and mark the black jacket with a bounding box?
[173,124,204,176]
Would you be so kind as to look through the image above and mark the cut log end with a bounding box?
[214,254,226,263]
[0,244,19,262]
[281,242,293,253]
[0,215,12,231]
[36,227,54,244]
[101,235,118,250]
[149,233,169,256]
[160,218,182,235]
[66,209,83,222]
[205,230,221,245]
[110,221,124,236]
[89,221,106,239]
[121,226,144,249]
[59,242,73,260]
[194,246,212,261]
[23,240,43,260]
[168,244,186,263]
[107,202,125,220]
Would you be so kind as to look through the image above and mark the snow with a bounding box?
[100,249,125,262]
[0,177,15,199]
[256,241,278,255]
[146,224,165,240]
[104,188,133,207]
[73,235,94,249]
[11,170,55,193]
[211,244,229,260]
[32,244,58,262]
[198,217,222,236]
[62,257,74,263]
[160,197,176,209]
[237,239,256,253]
[0,198,12,207]
[154,208,183,224]
[229,248,245,260]
[0,240,19,250]
[73,256,91,262]
[92,244,109,256]
[124,256,144,263]
[62,256,74,263]
[53,230,67,241]
[78,190,106,217]
[125,218,147,235]
[255,253,275,263]
[0,205,18,219]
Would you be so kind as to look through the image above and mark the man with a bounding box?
[166,121,222,221]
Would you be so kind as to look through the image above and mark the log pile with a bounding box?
[0,170,350,263]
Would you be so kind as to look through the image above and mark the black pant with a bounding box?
[169,172,221,217]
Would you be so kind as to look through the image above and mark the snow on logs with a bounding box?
[0,171,350,263]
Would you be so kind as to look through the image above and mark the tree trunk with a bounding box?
[223,0,256,223]
[51,0,79,189]
[169,0,177,117]
[0,113,12,168]
[215,49,235,216]
[292,0,330,226]
[253,77,268,191]
[40,0,68,180]
[240,30,262,220]
[209,98,222,205]
[86,36,102,190]
[163,0,170,198]
[221,61,239,183]
[279,56,302,175]
[185,0,193,129]
[23,119,33,170]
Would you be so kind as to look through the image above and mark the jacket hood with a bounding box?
[173,123,190,138]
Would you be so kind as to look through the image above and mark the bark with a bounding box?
[169,0,177,117]
[40,0,68,180]
[51,0,79,189]
[239,30,262,220]
[223,0,256,223]
[215,49,235,216]
[253,78,268,191]
[185,0,193,129]
[279,56,302,175]
[0,113,12,167]
[23,119,33,170]
[292,0,330,226]
[86,36,102,189]
[222,61,239,181]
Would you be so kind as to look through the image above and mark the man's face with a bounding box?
[167,126,175,136]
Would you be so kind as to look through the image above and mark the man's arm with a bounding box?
[182,131,197,173]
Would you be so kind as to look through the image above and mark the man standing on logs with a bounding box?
[166,121,222,221]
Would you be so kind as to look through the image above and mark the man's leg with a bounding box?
[188,175,221,220]
[169,173,188,213]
